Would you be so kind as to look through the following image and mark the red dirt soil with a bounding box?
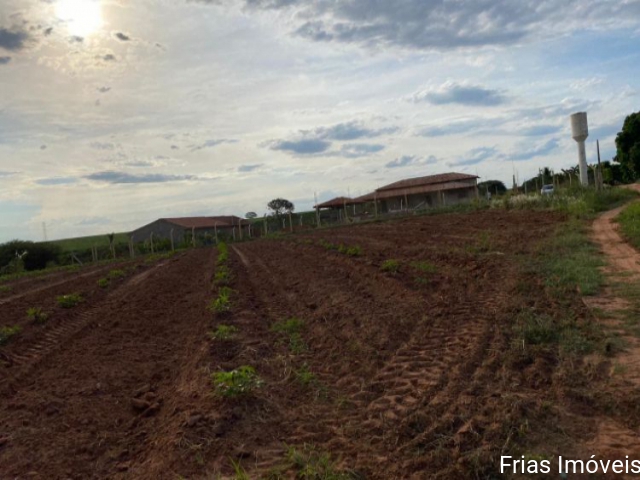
[0,210,623,479]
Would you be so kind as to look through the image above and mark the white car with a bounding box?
[541,184,554,195]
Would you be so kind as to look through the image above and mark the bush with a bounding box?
[212,366,262,397]
[57,293,84,308]
[0,240,62,273]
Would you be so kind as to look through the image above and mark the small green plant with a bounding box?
[285,444,355,479]
[295,363,316,386]
[57,293,84,308]
[0,325,21,345]
[208,286,233,314]
[97,278,110,288]
[217,242,229,264]
[209,324,238,341]
[0,285,11,293]
[272,318,307,353]
[230,459,250,480]
[27,307,48,324]
[108,269,126,279]
[345,245,362,257]
[380,259,400,273]
[337,244,362,257]
[212,366,262,397]
[214,265,231,286]
[271,318,304,335]
[411,261,437,273]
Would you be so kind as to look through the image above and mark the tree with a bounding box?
[616,111,640,179]
[477,180,507,196]
[245,212,257,219]
[267,198,294,217]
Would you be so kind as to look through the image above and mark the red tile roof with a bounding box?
[373,181,476,200]
[377,172,478,192]
[314,196,353,209]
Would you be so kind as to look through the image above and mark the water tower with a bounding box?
[570,112,589,186]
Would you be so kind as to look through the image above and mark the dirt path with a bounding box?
[585,186,640,467]
[592,186,640,278]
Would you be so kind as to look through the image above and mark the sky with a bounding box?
[1,0,639,242]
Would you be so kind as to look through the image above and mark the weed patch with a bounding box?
[208,286,233,314]
[209,324,238,341]
[108,269,126,279]
[57,293,84,308]
[0,325,21,345]
[380,259,400,273]
[212,366,262,397]
[272,318,307,353]
[27,307,48,324]
[617,201,640,250]
[97,278,109,288]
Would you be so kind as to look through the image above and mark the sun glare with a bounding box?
[55,0,103,37]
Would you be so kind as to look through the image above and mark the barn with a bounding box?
[130,216,250,245]
[315,172,479,215]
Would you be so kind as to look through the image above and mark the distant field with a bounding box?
[46,232,130,251]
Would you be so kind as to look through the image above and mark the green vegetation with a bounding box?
[108,269,126,279]
[493,185,637,218]
[512,308,597,357]
[212,366,262,397]
[380,259,400,273]
[27,307,48,324]
[318,240,363,257]
[615,110,640,178]
[214,265,231,286]
[617,201,640,250]
[47,232,129,252]
[209,286,233,314]
[338,244,362,257]
[217,241,229,264]
[271,318,307,354]
[280,444,356,479]
[57,293,84,308]
[209,324,238,341]
[0,325,21,345]
[411,261,437,273]
[0,240,62,273]
[295,363,316,386]
[97,278,109,288]
[538,220,604,296]
[0,285,11,293]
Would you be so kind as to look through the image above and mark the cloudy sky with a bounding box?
[1,0,639,242]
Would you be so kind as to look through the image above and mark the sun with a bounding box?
[55,0,103,37]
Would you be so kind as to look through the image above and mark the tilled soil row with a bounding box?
[0,249,214,479]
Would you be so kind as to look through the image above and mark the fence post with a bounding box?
[289,212,293,232]
[264,215,268,236]
[215,223,219,244]
[170,228,174,251]
[150,232,155,254]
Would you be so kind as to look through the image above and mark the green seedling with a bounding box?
[212,366,262,397]
[57,293,84,308]
[27,307,48,324]
[209,324,238,341]
[380,259,400,273]
[0,325,21,345]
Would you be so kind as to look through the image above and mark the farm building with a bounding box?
[130,216,250,245]
[315,172,479,215]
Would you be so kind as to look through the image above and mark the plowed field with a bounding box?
[0,210,631,479]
